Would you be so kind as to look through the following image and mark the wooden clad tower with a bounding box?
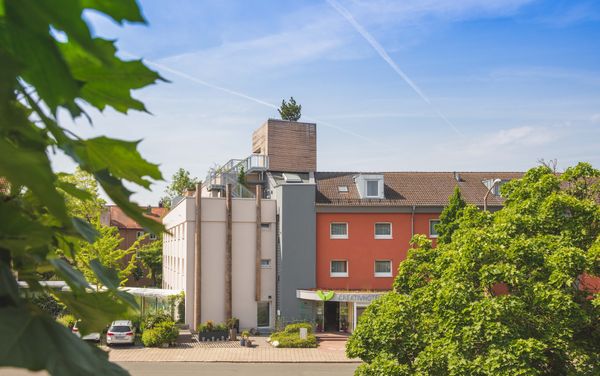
[252,119,316,173]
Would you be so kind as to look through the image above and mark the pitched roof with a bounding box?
[103,205,168,230]
[315,171,524,207]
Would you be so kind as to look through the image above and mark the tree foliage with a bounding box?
[347,163,600,375]
[436,185,467,244]
[160,167,198,208]
[278,96,302,121]
[136,236,163,287]
[74,223,142,288]
[0,1,164,374]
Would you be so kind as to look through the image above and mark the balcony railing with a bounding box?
[204,154,269,197]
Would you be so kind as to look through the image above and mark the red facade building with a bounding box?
[300,171,523,332]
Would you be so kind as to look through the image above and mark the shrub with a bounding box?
[269,323,317,348]
[142,312,172,331]
[31,293,65,319]
[283,322,313,334]
[241,330,250,339]
[141,321,178,347]
[57,314,77,328]
[141,328,161,347]
[270,331,317,348]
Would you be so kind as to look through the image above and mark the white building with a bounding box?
[162,193,277,331]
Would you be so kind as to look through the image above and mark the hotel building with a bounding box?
[163,118,527,332]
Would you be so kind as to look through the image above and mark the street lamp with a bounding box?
[483,178,502,212]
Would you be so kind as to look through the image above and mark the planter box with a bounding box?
[198,330,228,341]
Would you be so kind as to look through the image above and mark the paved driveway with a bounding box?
[107,336,358,363]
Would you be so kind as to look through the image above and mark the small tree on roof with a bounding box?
[278,97,302,121]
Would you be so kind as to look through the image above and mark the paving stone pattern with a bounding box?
[108,332,359,363]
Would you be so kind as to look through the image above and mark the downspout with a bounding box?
[410,205,416,238]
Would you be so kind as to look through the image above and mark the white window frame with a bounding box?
[374,222,392,239]
[374,260,392,277]
[261,259,271,269]
[429,219,440,238]
[149,233,157,240]
[136,230,145,238]
[330,222,348,239]
[330,260,348,278]
[365,180,380,198]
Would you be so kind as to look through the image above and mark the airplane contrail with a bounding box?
[326,0,463,136]
[139,58,381,144]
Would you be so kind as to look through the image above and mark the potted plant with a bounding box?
[197,321,229,341]
[240,330,250,346]
[227,317,239,341]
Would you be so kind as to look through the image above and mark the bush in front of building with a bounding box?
[283,322,313,334]
[269,322,317,348]
[141,320,178,347]
[142,312,172,332]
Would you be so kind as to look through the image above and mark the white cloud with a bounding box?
[591,113,600,123]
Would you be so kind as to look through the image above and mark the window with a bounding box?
[136,230,145,238]
[429,219,440,238]
[257,302,270,327]
[374,260,392,277]
[338,185,348,192]
[330,223,348,239]
[261,223,271,229]
[366,180,379,197]
[261,259,271,268]
[374,223,392,239]
[149,233,157,240]
[330,260,348,277]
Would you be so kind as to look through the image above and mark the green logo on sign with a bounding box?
[316,290,335,301]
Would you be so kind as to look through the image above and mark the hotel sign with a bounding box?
[334,293,381,303]
[297,289,383,303]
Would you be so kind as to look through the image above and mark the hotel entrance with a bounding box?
[298,290,382,333]
[324,301,339,331]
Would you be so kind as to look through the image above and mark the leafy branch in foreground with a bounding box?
[0,1,166,375]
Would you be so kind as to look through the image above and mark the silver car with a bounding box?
[106,320,136,346]
[72,322,101,342]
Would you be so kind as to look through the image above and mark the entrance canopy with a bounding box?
[296,289,384,304]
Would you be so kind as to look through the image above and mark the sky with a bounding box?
[53,0,600,205]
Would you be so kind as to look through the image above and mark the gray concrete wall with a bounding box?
[276,184,316,322]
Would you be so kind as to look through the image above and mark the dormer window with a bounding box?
[366,180,379,197]
[483,178,509,197]
[354,174,384,199]
[338,185,348,193]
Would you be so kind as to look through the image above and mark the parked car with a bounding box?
[72,322,101,342]
[106,320,136,346]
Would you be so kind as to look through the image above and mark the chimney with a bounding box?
[453,172,462,182]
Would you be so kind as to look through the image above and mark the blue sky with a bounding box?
[54,0,600,205]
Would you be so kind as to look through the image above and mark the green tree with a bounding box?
[136,236,163,287]
[436,185,467,244]
[278,96,302,121]
[160,168,198,208]
[0,1,165,375]
[347,163,600,375]
[74,223,142,288]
